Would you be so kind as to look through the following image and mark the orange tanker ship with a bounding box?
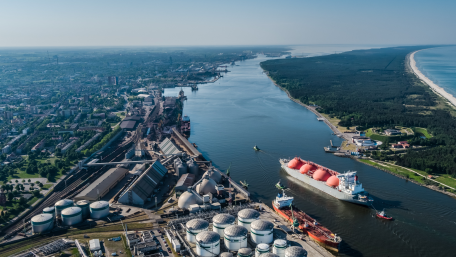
[272,183,341,252]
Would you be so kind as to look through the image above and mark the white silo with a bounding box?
[61,207,82,226]
[196,175,217,195]
[186,219,209,243]
[31,214,54,233]
[272,239,288,257]
[55,199,73,217]
[284,247,307,257]
[237,209,260,230]
[220,253,233,257]
[195,231,220,257]
[203,168,222,183]
[251,220,274,244]
[238,248,253,257]
[89,201,110,220]
[260,253,279,257]
[43,206,55,218]
[224,225,248,251]
[178,189,203,209]
[255,244,270,257]
[76,200,91,218]
[212,214,235,237]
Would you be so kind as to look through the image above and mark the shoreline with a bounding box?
[409,50,456,108]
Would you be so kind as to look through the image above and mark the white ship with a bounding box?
[280,158,373,205]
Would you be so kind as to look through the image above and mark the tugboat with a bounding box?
[376,209,393,220]
[253,145,260,151]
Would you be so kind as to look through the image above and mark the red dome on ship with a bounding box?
[313,168,331,181]
[300,163,313,174]
[288,157,303,170]
[326,175,340,187]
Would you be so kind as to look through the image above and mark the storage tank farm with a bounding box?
[31,214,54,233]
[61,207,82,226]
[76,200,91,218]
[54,199,73,217]
[174,158,188,177]
[284,247,307,257]
[186,219,209,243]
[250,220,274,244]
[195,231,220,257]
[237,209,260,230]
[90,201,110,219]
[255,243,270,257]
[212,214,235,237]
[42,206,55,218]
[238,248,254,257]
[272,239,288,257]
[224,225,248,251]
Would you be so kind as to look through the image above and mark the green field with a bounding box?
[414,127,432,138]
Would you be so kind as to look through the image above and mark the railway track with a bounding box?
[0,138,133,240]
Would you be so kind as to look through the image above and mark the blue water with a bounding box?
[415,46,456,97]
[165,46,456,257]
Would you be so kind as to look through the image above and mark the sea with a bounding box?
[414,45,456,97]
[164,45,456,257]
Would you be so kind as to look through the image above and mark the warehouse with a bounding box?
[159,137,181,156]
[120,120,136,130]
[118,161,168,206]
[74,167,129,201]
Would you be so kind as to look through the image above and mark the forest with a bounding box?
[261,46,456,176]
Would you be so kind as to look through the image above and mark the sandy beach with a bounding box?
[409,50,456,107]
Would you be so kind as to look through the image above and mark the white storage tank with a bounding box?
[251,220,274,244]
[186,219,209,243]
[284,247,307,257]
[31,214,54,233]
[224,225,248,251]
[195,231,220,257]
[260,253,279,257]
[212,214,235,237]
[43,206,55,218]
[238,248,253,257]
[89,201,110,219]
[76,200,91,218]
[272,239,288,257]
[237,208,260,230]
[61,207,82,226]
[187,159,199,174]
[55,199,73,217]
[220,253,233,257]
[255,243,270,257]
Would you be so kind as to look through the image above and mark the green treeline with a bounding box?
[260,46,456,176]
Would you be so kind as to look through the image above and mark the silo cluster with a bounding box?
[187,159,199,174]
[55,199,74,217]
[174,158,188,177]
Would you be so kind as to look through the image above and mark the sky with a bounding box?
[1,0,455,47]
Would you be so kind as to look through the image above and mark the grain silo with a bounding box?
[251,220,274,244]
[238,248,254,257]
[224,225,248,251]
[61,207,82,226]
[212,214,235,237]
[89,201,110,219]
[31,214,54,233]
[237,208,260,230]
[186,219,209,243]
[178,189,203,209]
[255,244,270,257]
[284,247,307,257]
[187,159,199,175]
[43,206,55,218]
[195,176,217,195]
[55,199,73,217]
[272,239,288,257]
[195,231,220,257]
[76,200,91,218]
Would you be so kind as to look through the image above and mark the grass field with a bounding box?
[414,127,432,138]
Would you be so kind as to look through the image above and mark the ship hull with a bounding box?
[272,202,340,252]
[281,164,370,206]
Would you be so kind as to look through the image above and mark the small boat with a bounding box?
[276,180,287,190]
[376,209,393,220]
[253,145,260,151]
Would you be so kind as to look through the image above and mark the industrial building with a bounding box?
[118,161,168,206]
[175,173,195,192]
[159,137,181,156]
[74,167,129,201]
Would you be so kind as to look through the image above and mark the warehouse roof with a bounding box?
[120,120,136,129]
[159,137,181,155]
[75,167,129,201]
[123,115,141,121]
[176,173,195,190]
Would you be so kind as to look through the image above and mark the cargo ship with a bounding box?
[280,158,373,205]
[272,188,341,252]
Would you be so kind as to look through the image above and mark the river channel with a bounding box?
[164,48,456,257]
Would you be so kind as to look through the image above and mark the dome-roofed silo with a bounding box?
[186,219,209,243]
[251,220,274,244]
[237,208,260,230]
[31,214,54,233]
[224,225,248,251]
[273,239,288,257]
[55,199,73,217]
[212,214,235,237]
[203,168,222,183]
[221,253,233,257]
[284,247,307,257]
[43,206,55,218]
[178,189,203,209]
[89,201,109,220]
[61,207,82,226]
[195,231,220,257]
[196,175,217,195]
[238,248,253,257]
[255,244,270,257]
[76,200,91,218]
